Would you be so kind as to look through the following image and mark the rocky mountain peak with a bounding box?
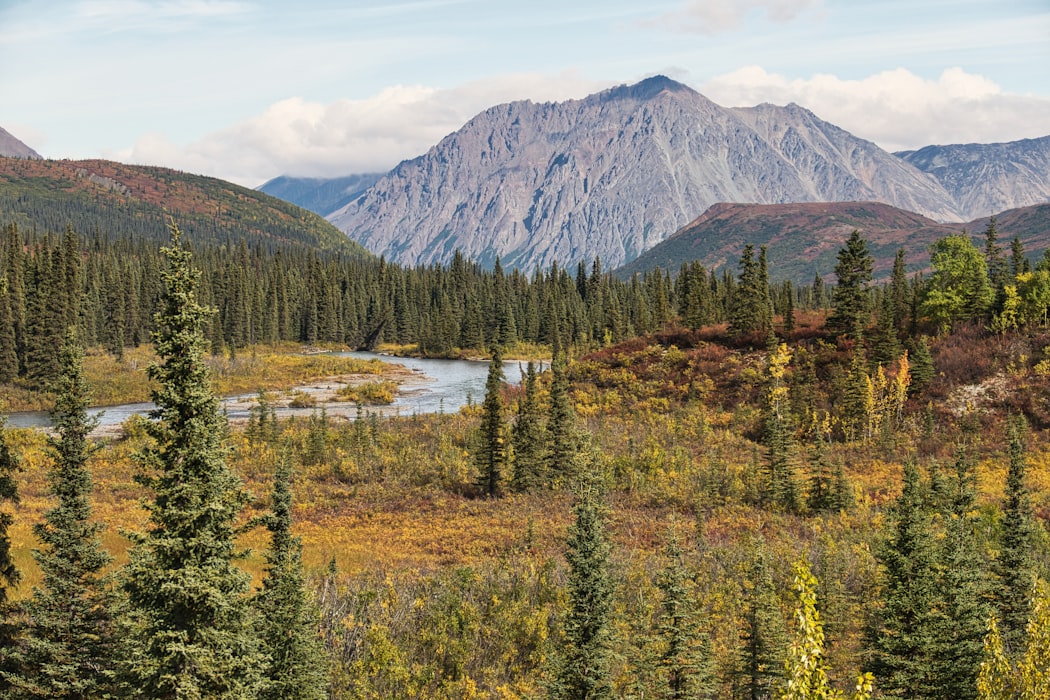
[327,78,970,271]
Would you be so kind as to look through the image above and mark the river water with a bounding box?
[4,351,537,430]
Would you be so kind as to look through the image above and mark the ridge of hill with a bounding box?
[616,201,1050,283]
[0,156,369,255]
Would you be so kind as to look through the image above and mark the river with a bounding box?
[4,351,540,431]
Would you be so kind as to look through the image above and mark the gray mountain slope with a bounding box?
[0,126,42,159]
[328,75,962,270]
[257,173,382,217]
[897,136,1050,220]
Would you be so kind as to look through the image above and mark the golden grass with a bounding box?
[1,344,394,412]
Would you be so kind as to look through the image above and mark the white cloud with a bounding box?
[111,66,1050,188]
[700,66,1050,151]
[112,71,605,186]
[648,0,821,33]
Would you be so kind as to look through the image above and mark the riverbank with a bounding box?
[0,343,396,413]
[374,341,551,363]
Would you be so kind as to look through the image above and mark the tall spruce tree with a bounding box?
[546,349,576,485]
[257,454,328,700]
[828,231,873,337]
[117,221,262,698]
[928,449,987,700]
[10,329,115,699]
[511,361,546,492]
[0,276,17,382]
[475,348,508,497]
[994,415,1036,657]
[657,524,714,699]
[0,416,21,692]
[730,244,770,339]
[552,466,614,700]
[738,545,789,700]
[866,461,939,699]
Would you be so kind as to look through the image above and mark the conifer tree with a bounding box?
[928,449,988,700]
[866,461,939,699]
[10,329,115,699]
[552,465,614,700]
[1009,236,1028,278]
[889,249,912,332]
[117,221,262,698]
[0,276,17,382]
[257,454,328,700]
[546,349,576,484]
[0,416,21,691]
[730,244,770,339]
[657,524,714,699]
[828,231,873,337]
[995,415,1036,657]
[511,361,546,492]
[475,348,508,497]
[739,545,789,700]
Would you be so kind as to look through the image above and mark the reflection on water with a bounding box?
[4,352,540,430]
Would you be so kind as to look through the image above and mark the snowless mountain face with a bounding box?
[897,136,1050,221]
[328,75,963,271]
[0,126,42,159]
[257,173,382,218]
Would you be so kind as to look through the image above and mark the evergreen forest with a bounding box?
[1,216,1050,698]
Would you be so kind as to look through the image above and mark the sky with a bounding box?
[1,0,1048,187]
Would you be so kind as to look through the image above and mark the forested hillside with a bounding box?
[0,156,365,254]
[1,217,1050,698]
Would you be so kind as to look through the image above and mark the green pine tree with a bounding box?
[511,361,546,492]
[10,329,115,699]
[117,221,263,698]
[551,465,614,700]
[866,461,939,699]
[257,454,328,700]
[475,348,508,497]
[928,449,988,700]
[657,524,714,699]
[738,545,789,700]
[994,415,1036,657]
[828,231,873,338]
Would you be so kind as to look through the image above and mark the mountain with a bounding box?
[0,156,368,255]
[257,173,382,217]
[897,136,1050,221]
[328,75,963,271]
[0,126,42,159]
[617,201,1050,284]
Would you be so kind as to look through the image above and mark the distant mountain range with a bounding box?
[0,126,42,159]
[897,136,1050,222]
[617,201,1050,283]
[0,156,367,255]
[326,76,973,270]
[257,173,382,218]
[246,76,1043,273]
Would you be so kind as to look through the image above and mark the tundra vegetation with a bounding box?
[1,218,1049,697]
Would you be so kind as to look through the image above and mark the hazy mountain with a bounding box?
[328,75,963,270]
[0,126,42,159]
[897,135,1050,221]
[617,201,1050,284]
[257,173,382,217]
[0,156,368,255]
